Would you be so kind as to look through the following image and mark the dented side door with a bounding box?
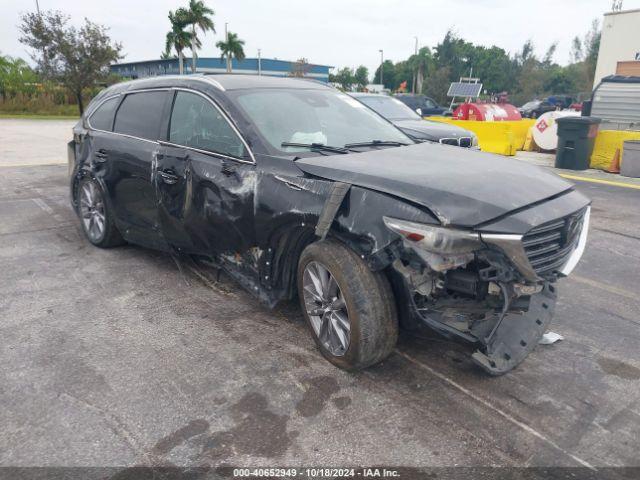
[155,145,256,255]
[154,88,257,256]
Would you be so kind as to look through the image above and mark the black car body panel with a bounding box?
[395,94,446,116]
[69,75,591,375]
[518,100,556,118]
[296,142,574,227]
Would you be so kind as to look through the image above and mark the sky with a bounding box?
[2,0,638,77]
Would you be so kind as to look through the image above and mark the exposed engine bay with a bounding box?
[390,236,557,375]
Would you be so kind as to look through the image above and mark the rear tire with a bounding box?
[77,177,124,248]
[297,239,398,370]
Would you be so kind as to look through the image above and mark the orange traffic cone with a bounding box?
[608,148,621,173]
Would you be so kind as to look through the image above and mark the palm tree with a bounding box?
[181,0,215,73]
[216,32,245,73]
[160,46,174,60]
[166,10,192,75]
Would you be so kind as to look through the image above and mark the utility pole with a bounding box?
[257,49,262,75]
[379,49,384,88]
[412,36,418,93]
[35,0,48,77]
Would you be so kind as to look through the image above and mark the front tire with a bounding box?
[77,177,124,248]
[297,240,398,370]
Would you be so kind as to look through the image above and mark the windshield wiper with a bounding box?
[281,142,349,154]
[344,140,409,148]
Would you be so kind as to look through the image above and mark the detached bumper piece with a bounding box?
[472,283,557,375]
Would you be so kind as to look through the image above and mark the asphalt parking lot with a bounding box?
[1,119,639,474]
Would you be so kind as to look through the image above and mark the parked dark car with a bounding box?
[351,93,478,148]
[546,95,575,109]
[518,99,556,118]
[69,75,591,375]
[394,94,447,116]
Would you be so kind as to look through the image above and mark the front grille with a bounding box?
[522,209,586,276]
[439,137,473,148]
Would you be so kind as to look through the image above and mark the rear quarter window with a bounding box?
[113,91,167,140]
[88,96,119,131]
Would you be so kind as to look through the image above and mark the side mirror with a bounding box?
[416,107,423,116]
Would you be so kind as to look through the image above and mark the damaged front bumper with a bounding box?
[470,283,557,375]
[389,206,590,375]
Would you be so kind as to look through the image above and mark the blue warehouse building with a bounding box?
[110,57,332,82]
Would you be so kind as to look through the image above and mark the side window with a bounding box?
[169,91,246,159]
[88,96,119,131]
[113,91,167,140]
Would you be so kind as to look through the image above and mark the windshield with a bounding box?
[357,95,420,121]
[232,88,411,153]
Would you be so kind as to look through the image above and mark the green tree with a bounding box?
[166,10,193,75]
[179,0,215,73]
[408,47,434,94]
[160,46,175,60]
[18,10,121,114]
[354,65,369,90]
[422,66,451,105]
[543,66,577,94]
[430,31,515,96]
[373,60,395,89]
[570,36,583,63]
[583,19,601,87]
[0,54,39,98]
[334,67,354,90]
[216,32,245,73]
[392,60,413,91]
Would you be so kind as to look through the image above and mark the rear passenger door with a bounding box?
[104,89,170,249]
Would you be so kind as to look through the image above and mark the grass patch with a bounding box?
[0,113,79,120]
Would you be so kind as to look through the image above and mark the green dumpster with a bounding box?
[555,116,601,170]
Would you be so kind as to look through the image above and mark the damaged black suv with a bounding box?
[68,75,590,375]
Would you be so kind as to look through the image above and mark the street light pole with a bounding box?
[225,22,230,73]
[379,49,384,88]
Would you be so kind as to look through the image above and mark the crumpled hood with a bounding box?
[296,142,574,227]
[394,119,474,140]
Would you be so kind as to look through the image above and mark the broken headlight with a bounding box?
[383,217,482,255]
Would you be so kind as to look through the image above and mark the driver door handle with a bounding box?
[158,169,179,185]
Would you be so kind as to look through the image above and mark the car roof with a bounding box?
[205,74,331,90]
[350,92,389,98]
[104,74,332,93]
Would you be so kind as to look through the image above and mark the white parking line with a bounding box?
[396,350,597,470]
[32,198,54,214]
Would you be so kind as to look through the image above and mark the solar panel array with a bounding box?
[447,82,483,98]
